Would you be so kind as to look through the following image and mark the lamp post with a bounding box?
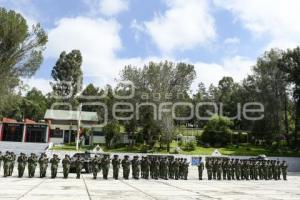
[76,103,82,151]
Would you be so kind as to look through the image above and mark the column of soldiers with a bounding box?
[201,157,288,181]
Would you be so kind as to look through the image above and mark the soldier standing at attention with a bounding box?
[3,151,11,177]
[131,155,140,179]
[75,155,84,179]
[0,151,2,170]
[91,155,100,179]
[275,160,281,180]
[50,154,60,178]
[212,159,217,180]
[102,154,110,179]
[150,157,154,179]
[9,152,16,176]
[17,153,27,178]
[168,157,174,179]
[62,154,71,179]
[173,158,179,180]
[121,155,131,180]
[144,156,151,179]
[198,157,204,180]
[280,160,288,180]
[112,155,121,180]
[216,159,222,180]
[39,153,49,178]
[206,158,212,180]
[140,156,145,179]
[28,153,37,178]
[183,158,189,180]
[235,159,241,180]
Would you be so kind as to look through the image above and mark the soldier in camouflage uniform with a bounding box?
[235,159,241,180]
[121,155,131,179]
[143,156,150,179]
[9,152,16,176]
[216,159,222,180]
[179,158,184,179]
[153,157,160,180]
[131,155,140,179]
[28,153,37,178]
[91,155,100,179]
[3,151,11,177]
[102,154,110,179]
[62,154,71,179]
[39,153,49,178]
[173,158,180,180]
[280,160,288,180]
[168,157,174,179]
[17,153,27,178]
[183,158,189,180]
[75,155,84,179]
[0,151,2,170]
[206,157,212,180]
[50,154,60,178]
[112,155,121,180]
[197,157,204,180]
[275,160,281,180]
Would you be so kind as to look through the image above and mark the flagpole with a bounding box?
[76,103,82,151]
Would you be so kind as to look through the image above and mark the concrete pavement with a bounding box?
[0,167,299,200]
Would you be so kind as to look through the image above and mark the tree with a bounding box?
[51,50,83,102]
[22,88,48,121]
[278,47,300,147]
[0,8,47,115]
[201,115,233,146]
[103,121,121,148]
[124,119,138,148]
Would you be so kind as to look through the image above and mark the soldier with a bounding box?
[9,152,16,176]
[253,161,259,180]
[222,159,227,180]
[216,159,222,180]
[173,158,180,180]
[212,158,217,180]
[3,151,11,177]
[259,161,264,180]
[17,153,27,178]
[198,157,204,180]
[206,157,212,180]
[39,153,48,178]
[153,157,160,180]
[179,158,184,179]
[140,156,145,179]
[28,153,37,178]
[91,155,100,179]
[102,154,110,179]
[245,160,250,180]
[168,157,174,179]
[62,154,71,179]
[275,160,281,180]
[121,155,131,179]
[280,160,288,180]
[144,156,150,179]
[75,155,84,179]
[112,155,121,180]
[50,154,60,178]
[150,157,154,179]
[0,151,2,170]
[262,160,268,180]
[160,157,167,180]
[131,155,140,179]
[229,158,235,180]
[235,159,241,180]
[183,158,189,180]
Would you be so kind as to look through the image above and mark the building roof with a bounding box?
[44,109,98,122]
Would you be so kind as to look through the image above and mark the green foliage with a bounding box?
[201,115,233,146]
[103,121,121,148]
[51,50,83,99]
[0,8,47,117]
[183,141,196,151]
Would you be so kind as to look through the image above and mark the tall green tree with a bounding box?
[51,50,83,103]
[103,121,121,148]
[0,8,47,116]
[279,47,300,147]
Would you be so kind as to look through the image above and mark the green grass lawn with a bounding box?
[50,142,300,157]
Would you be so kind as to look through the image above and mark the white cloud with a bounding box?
[192,56,255,90]
[139,0,216,54]
[224,37,240,45]
[84,0,129,16]
[214,0,300,50]
[22,77,52,95]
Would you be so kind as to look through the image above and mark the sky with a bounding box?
[1,0,300,94]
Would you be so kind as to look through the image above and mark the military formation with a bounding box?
[201,157,288,181]
[0,151,288,181]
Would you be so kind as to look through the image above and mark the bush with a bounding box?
[201,115,233,147]
[184,141,196,151]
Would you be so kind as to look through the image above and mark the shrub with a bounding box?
[201,115,233,147]
[184,141,196,151]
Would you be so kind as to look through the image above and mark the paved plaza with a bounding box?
[0,167,299,200]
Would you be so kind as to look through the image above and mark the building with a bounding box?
[0,118,49,143]
[44,109,106,145]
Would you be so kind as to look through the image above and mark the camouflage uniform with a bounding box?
[62,155,71,178]
[198,157,204,180]
[39,153,49,178]
[112,155,121,180]
[280,161,288,180]
[28,153,37,178]
[9,152,16,176]
[50,154,60,178]
[17,153,27,178]
[121,155,131,179]
[75,156,84,179]
[131,156,140,179]
[102,155,110,179]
